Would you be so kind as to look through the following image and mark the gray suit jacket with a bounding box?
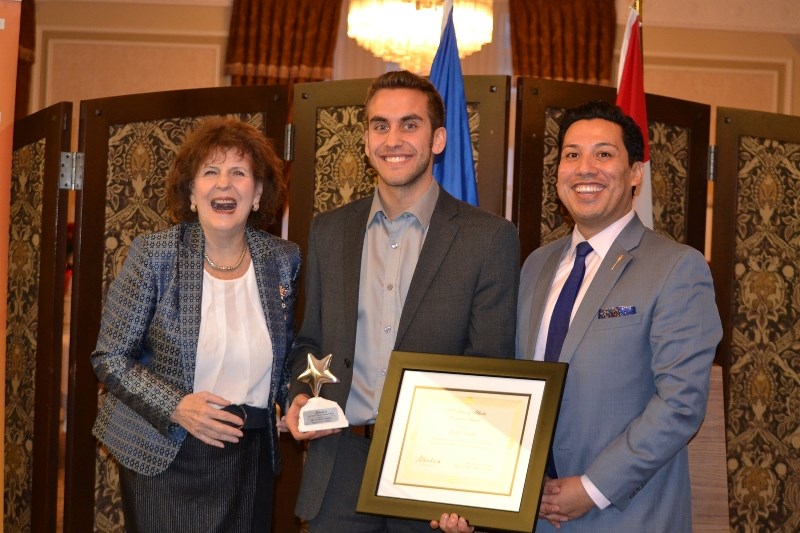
[288,189,520,520]
[516,215,722,532]
[92,222,300,475]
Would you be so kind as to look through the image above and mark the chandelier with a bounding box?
[347,0,494,74]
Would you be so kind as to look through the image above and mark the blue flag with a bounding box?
[429,5,478,206]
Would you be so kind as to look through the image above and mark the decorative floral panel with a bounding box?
[4,139,46,533]
[313,105,377,214]
[649,121,690,243]
[540,107,572,246]
[726,135,800,532]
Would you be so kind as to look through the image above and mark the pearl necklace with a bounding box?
[204,243,248,272]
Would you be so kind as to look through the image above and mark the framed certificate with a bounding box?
[356,351,567,532]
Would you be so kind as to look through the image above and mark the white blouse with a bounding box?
[193,262,273,408]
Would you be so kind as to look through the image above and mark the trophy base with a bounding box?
[299,396,349,432]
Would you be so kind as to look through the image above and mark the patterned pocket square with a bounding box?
[598,306,636,319]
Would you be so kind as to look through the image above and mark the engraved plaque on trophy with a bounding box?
[297,353,348,431]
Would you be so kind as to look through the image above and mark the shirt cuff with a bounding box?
[580,474,611,510]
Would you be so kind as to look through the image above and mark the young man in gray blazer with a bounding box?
[284,70,520,533]
[516,100,722,532]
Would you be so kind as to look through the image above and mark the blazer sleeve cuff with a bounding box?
[581,474,612,510]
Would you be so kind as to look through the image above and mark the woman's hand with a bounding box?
[276,415,288,432]
[170,391,244,448]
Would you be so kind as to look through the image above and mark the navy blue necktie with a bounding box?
[543,241,592,478]
[544,241,593,362]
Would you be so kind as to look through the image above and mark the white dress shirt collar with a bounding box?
[572,209,636,260]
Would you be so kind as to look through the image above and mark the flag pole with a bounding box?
[636,0,643,50]
[442,0,454,35]
[616,0,652,228]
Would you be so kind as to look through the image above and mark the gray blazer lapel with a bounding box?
[560,217,645,363]
[396,193,458,344]
[527,243,568,356]
[179,223,204,390]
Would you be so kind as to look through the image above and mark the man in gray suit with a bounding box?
[284,70,519,532]
[516,100,722,532]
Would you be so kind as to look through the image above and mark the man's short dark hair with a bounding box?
[364,70,445,131]
[557,100,645,165]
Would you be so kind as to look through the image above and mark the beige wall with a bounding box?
[634,23,798,257]
[33,0,232,141]
[617,0,799,118]
[643,27,798,124]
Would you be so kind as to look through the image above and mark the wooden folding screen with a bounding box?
[711,108,800,532]
[512,77,710,260]
[64,86,289,533]
[11,77,780,532]
[288,76,511,257]
[5,102,73,533]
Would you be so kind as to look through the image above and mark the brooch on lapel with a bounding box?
[598,306,636,319]
[279,284,289,320]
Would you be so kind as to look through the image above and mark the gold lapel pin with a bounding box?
[611,254,624,271]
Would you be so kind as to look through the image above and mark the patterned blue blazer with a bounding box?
[91,222,300,476]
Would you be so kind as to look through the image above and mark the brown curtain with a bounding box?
[15,0,36,119]
[225,0,343,86]
[509,0,616,84]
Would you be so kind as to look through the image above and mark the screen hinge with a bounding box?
[59,152,84,190]
[284,124,294,162]
[707,145,717,182]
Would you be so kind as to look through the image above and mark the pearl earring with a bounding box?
[252,202,259,212]
[190,202,197,212]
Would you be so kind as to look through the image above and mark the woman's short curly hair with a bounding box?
[166,116,285,227]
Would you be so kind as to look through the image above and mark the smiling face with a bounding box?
[364,88,446,195]
[190,147,262,238]
[557,118,643,238]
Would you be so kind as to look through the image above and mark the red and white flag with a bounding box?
[616,4,652,228]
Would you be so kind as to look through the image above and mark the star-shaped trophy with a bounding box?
[297,353,348,431]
